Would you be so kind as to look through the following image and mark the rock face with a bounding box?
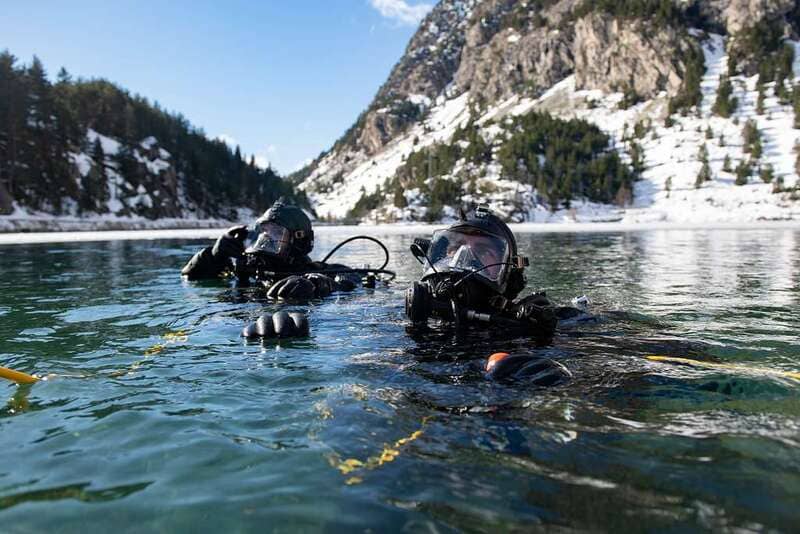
[573,14,687,98]
[706,0,797,34]
[345,0,480,157]
[455,26,574,103]
[296,0,800,216]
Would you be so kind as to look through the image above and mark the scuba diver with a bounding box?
[405,204,589,385]
[181,198,394,339]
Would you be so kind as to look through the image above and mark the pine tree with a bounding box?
[705,126,713,140]
[536,174,549,208]
[698,143,709,164]
[722,154,732,172]
[759,164,774,184]
[393,183,407,208]
[695,165,709,188]
[81,138,110,213]
[24,56,77,212]
[665,176,673,197]
[751,137,763,160]
[793,83,800,129]
[695,143,711,187]
[742,120,761,159]
[772,175,784,193]
[712,76,737,118]
[734,160,751,185]
[629,140,645,174]
[56,67,72,85]
[756,76,766,114]
[0,50,22,206]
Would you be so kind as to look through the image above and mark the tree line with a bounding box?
[352,111,638,221]
[0,51,303,218]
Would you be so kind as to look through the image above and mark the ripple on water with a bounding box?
[0,230,799,532]
[58,304,150,323]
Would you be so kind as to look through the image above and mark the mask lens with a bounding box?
[426,229,509,282]
[246,223,292,256]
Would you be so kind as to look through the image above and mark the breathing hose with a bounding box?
[257,235,397,281]
[320,235,391,271]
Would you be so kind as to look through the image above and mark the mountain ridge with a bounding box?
[294,0,800,223]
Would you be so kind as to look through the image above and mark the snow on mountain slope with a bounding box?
[302,29,800,224]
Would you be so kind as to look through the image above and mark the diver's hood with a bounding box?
[247,199,314,257]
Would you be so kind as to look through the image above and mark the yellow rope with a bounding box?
[0,366,39,384]
[0,330,191,383]
[329,418,430,485]
[647,355,800,381]
[109,330,189,377]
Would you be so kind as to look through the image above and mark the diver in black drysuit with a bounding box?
[182,199,388,338]
[404,204,591,385]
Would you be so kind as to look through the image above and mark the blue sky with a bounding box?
[0,0,433,173]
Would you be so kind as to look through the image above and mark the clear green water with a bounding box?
[1,229,799,532]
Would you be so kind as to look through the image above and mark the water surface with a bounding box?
[1,228,799,532]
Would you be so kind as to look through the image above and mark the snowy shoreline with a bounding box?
[1,220,798,245]
[0,216,232,234]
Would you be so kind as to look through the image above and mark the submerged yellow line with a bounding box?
[329,418,430,485]
[2,330,189,384]
[0,366,39,384]
[647,355,800,381]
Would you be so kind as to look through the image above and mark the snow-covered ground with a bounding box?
[0,211,234,233]
[301,33,800,224]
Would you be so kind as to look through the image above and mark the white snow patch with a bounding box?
[408,94,432,107]
[140,136,158,150]
[70,152,93,178]
[86,129,121,156]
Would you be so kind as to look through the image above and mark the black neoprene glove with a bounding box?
[513,292,558,338]
[266,273,337,300]
[485,353,572,386]
[212,225,248,262]
[241,311,309,339]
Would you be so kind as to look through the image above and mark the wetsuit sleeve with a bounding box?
[181,246,230,281]
[181,225,247,281]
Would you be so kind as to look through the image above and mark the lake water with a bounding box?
[1,227,799,532]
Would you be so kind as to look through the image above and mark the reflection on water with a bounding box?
[0,228,799,532]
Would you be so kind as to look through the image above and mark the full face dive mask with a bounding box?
[405,226,528,326]
[238,222,301,277]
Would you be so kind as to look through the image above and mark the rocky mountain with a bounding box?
[0,53,304,228]
[295,0,800,223]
